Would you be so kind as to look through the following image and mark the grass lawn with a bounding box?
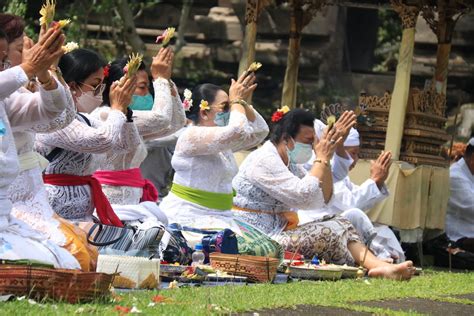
[1,270,474,315]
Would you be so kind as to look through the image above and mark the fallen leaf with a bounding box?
[114,305,132,315]
[152,295,173,303]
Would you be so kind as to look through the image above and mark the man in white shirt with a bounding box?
[445,138,474,251]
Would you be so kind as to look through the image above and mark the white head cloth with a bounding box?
[469,138,474,146]
[344,128,360,147]
[314,119,326,140]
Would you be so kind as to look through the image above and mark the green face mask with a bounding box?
[130,93,154,111]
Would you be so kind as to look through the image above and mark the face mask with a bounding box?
[214,111,230,127]
[130,93,154,111]
[287,138,313,164]
[76,91,103,113]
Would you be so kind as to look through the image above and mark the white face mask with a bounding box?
[76,90,103,113]
[287,138,313,165]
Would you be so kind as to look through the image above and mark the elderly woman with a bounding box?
[159,72,269,243]
[0,20,79,268]
[232,108,414,280]
[92,47,186,227]
[35,49,140,226]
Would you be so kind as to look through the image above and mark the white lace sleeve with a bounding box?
[232,108,269,152]
[132,79,186,141]
[0,66,28,100]
[29,84,76,133]
[176,110,259,156]
[246,153,326,210]
[36,110,136,154]
[6,77,68,131]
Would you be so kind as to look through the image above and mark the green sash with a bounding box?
[170,182,234,211]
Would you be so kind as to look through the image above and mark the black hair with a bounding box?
[187,83,223,124]
[58,48,107,85]
[466,144,474,159]
[269,108,316,144]
[0,29,6,40]
[102,57,147,105]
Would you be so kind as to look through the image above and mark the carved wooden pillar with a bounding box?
[384,0,420,160]
[422,0,469,96]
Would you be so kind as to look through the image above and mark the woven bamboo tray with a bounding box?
[0,264,113,303]
[209,253,279,283]
[289,265,343,281]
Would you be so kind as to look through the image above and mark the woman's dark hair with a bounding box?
[58,48,107,84]
[0,14,25,43]
[102,57,146,106]
[269,108,315,144]
[187,83,223,124]
[0,29,7,40]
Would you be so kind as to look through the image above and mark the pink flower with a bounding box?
[183,99,191,111]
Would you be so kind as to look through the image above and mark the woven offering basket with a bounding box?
[289,265,343,281]
[0,264,113,303]
[209,253,279,283]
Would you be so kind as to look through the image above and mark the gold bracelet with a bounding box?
[231,99,249,107]
[38,74,54,87]
[313,159,331,168]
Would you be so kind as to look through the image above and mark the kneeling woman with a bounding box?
[159,72,269,247]
[232,109,414,280]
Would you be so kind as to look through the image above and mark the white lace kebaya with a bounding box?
[0,66,79,268]
[92,78,185,225]
[35,108,140,222]
[159,108,269,233]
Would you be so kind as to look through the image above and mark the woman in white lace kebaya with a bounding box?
[159,72,269,243]
[0,24,79,268]
[92,48,185,226]
[35,49,140,225]
[232,109,415,280]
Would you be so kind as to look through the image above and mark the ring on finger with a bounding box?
[330,139,336,144]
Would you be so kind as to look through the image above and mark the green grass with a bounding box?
[1,270,474,315]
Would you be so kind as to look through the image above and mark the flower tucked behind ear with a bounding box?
[182,89,193,111]
[271,105,290,123]
[62,41,79,53]
[103,64,110,79]
[199,100,210,111]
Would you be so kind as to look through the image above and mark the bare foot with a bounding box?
[367,261,415,281]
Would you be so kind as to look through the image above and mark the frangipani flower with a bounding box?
[199,100,210,111]
[247,61,262,73]
[183,89,193,111]
[39,0,55,27]
[123,53,143,78]
[327,115,336,128]
[156,27,176,47]
[62,41,79,53]
[280,105,290,114]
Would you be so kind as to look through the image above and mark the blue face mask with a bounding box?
[130,93,154,111]
[214,111,230,127]
[287,138,313,165]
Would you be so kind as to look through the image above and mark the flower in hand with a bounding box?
[156,27,176,47]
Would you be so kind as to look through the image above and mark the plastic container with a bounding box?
[192,244,205,267]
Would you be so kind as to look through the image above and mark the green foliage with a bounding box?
[373,9,402,73]
[0,270,474,315]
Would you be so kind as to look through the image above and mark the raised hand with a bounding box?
[151,47,174,80]
[229,71,257,101]
[314,125,344,162]
[370,151,392,189]
[334,110,357,143]
[21,27,65,79]
[109,75,138,114]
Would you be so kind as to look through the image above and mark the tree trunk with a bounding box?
[176,0,194,54]
[281,5,304,108]
[115,0,147,58]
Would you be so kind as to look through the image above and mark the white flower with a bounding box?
[184,88,192,100]
[130,306,142,313]
[63,41,79,53]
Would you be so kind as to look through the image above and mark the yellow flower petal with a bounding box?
[56,19,71,29]
[39,0,56,27]
[248,61,262,73]
[124,53,143,78]
[280,105,290,114]
[199,100,210,111]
